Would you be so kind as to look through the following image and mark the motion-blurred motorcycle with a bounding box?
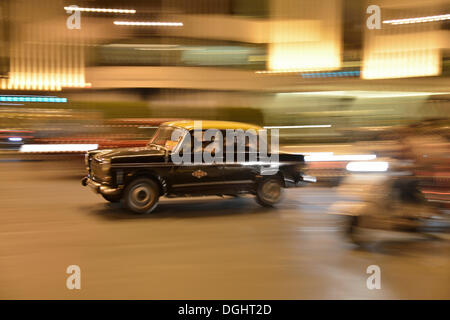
[329,159,450,246]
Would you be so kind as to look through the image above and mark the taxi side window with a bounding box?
[223,130,259,163]
[190,130,223,154]
[224,132,258,152]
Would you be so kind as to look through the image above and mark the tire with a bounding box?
[101,193,122,203]
[123,178,160,214]
[255,177,283,207]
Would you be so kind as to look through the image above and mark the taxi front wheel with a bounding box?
[123,178,160,214]
[256,177,283,207]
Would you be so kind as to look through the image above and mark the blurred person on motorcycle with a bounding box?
[331,119,450,245]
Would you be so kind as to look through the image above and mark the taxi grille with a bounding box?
[90,159,107,181]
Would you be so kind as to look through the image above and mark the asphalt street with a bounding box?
[0,160,449,299]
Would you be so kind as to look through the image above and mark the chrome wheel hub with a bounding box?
[261,180,281,202]
[130,184,153,209]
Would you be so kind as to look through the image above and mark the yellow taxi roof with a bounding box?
[162,120,262,131]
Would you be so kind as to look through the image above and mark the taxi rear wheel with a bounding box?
[256,177,283,207]
[123,178,160,214]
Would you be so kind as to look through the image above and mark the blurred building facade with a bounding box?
[0,0,448,144]
[0,0,448,91]
[362,0,450,79]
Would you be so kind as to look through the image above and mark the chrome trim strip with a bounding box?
[111,163,173,168]
[172,180,253,188]
[111,161,299,168]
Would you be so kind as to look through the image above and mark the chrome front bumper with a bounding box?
[81,177,122,196]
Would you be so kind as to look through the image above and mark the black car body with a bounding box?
[82,120,312,214]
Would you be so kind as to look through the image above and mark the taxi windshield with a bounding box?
[148,126,186,151]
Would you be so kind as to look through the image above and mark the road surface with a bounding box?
[0,160,448,299]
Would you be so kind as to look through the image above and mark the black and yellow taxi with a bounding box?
[82,120,310,214]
